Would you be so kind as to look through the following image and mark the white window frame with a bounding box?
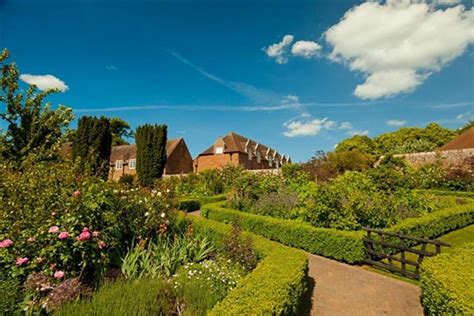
[115,160,123,170]
[215,146,224,154]
[256,151,261,163]
[129,159,136,170]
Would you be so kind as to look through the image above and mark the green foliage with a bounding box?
[0,49,73,165]
[387,201,474,242]
[0,276,22,313]
[55,278,174,316]
[172,259,245,315]
[201,203,365,263]
[374,123,456,154]
[335,135,378,156]
[0,161,178,285]
[72,116,112,180]
[420,243,474,315]
[117,174,135,186]
[135,124,167,187]
[221,220,258,271]
[121,234,215,279]
[179,198,202,212]
[110,117,133,146]
[185,213,308,315]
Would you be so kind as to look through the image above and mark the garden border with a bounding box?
[420,242,474,315]
[201,199,474,263]
[181,213,309,315]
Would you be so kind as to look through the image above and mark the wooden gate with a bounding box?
[363,227,451,280]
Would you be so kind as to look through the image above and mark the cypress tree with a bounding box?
[72,116,112,179]
[136,124,167,187]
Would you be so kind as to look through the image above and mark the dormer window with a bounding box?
[256,151,261,163]
[248,148,253,161]
[115,160,123,170]
[129,159,136,169]
[215,146,224,154]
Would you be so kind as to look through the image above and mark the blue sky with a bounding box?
[1,0,473,161]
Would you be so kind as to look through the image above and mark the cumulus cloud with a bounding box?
[283,115,355,137]
[283,116,336,137]
[20,74,69,92]
[264,35,294,64]
[386,119,407,126]
[282,95,300,104]
[347,129,369,136]
[291,41,321,58]
[339,121,353,129]
[325,1,474,99]
[106,65,118,71]
[457,111,474,120]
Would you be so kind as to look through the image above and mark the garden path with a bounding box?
[305,254,423,316]
[187,211,423,315]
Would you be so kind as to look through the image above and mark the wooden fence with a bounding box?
[363,227,451,280]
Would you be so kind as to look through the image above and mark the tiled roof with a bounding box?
[198,132,285,161]
[438,127,474,151]
[109,138,183,163]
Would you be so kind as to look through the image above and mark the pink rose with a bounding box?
[48,226,60,234]
[16,257,28,265]
[54,270,65,279]
[92,231,100,237]
[73,190,81,198]
[58,232,69,240]
[0,239,13,248]
[98,240,106,249]
[78,230,91,241]
[82,227,89,232]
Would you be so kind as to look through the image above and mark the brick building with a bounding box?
[109,138,193,181]
[193,132,290,172]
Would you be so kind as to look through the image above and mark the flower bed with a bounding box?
[420,242,474,315]
[202,200,474,263]
[184,214,309,315]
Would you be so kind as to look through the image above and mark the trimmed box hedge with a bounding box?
[201,203,365,263]
[181,213,309,315]
[420,243,474,315]
[415,189,474,199]
[202,200,474,264]
[178,193,228,212]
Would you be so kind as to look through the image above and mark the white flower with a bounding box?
[144,212,150,217]
[160,212,166,218]
[157,192,162,197]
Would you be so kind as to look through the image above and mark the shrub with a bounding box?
[251,190,299,219]
[221,220,257,270]
[135,124,167,187]
[181,213,308,315]
[118,174,135,186]
[0,276,22,313]
[201,203,365,263]
[55,278,174,315]
[178,198,201,212]
[420,243,474,315]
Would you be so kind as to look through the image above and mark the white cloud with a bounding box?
[325,1,474,99]
[386,119,407,126]
[20,74,69,92]
[457,111,474,120]
[283,116,336,137]
[291,41,321,58]
[106,65,118,71]
[339,121,353,129]
[264,35,294,64]
[347,129,369,136]
[282,95,300,104]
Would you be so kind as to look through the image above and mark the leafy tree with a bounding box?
[0,49,73,165]
[374,123,455,154]
[72,116,112,179]
[110,117,133,146]
[135,124,167,187]
[335,135,378,156]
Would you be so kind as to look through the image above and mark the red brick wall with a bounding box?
[165,142,193,175]
[195,152,273,172]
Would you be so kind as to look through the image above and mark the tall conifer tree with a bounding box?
[135,124,167,187]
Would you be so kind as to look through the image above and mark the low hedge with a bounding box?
[387,202,474,243]
[183,213,308,315]
[416,189,474,199]
[202,200,474,264]
[420,243,474,315]
[178,193,228,212]
[201,203,365,263]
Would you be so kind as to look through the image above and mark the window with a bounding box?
[215,146,224,154]
[115,160,123,170]
[248,149,253,161]
[129,159,136,169]
[256,151,261,163]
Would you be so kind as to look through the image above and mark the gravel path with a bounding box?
[306,254,423,316]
